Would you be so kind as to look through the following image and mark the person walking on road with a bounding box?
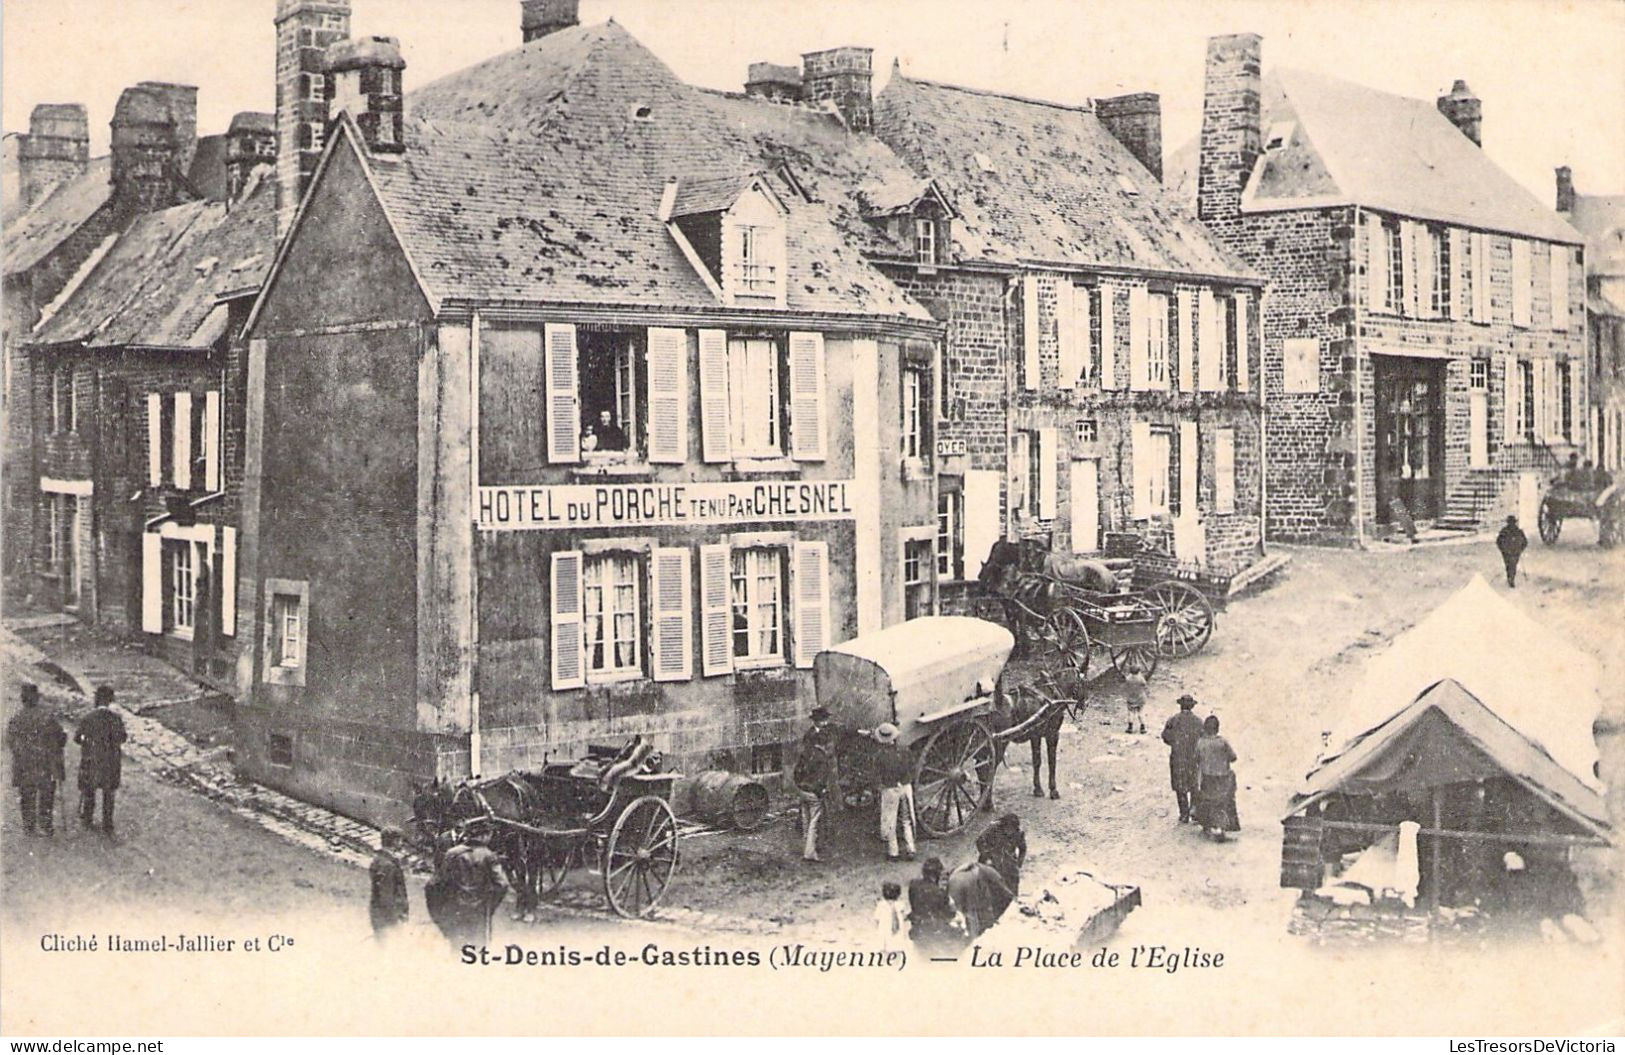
[369,826,410,939]
[872,722,915,861]
[75,686,127,834]
[1161,694,1204,824]
[1194,715,1241,841]
[792,707,841,863]
[1497,515,1528,588]
[7,684,66,837]
[430,827,507,949]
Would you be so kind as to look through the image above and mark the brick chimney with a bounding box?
[521,0,579,42]
[327,36,406,155]
[1096,93,1163,182]
[137,82,198,176]
[802,47,873,132]
[1197,32,1262,225]
[745,62,802,102]
[17,104,89,208]
[1436,80,1481,147]
[109,84,195,216]
[1555,166,1575,214]
[275,0,353,236]
[226,112,276,204]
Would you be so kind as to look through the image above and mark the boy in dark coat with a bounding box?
[369,826,410,938]
[1496,515,1528,588]
[1161,694,1204,823]
[75,686,128,833]
[7,684,66,835]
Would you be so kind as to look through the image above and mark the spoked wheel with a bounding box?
[1038,606,1092,681]
[1110,642,1160,679]
[1146,581,1215,658]
[536,841,574,898]
[602,796,679,918]
[1538,499,1561,545]
[913,720,997,838]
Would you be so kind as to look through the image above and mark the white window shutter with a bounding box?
[1069,459,1098,554]
[1366,213,1386,310]
[1198,289,1220,392]
[650,547,692,682]
[788,331,827,461]
[1550,245,1569,332]
[1399,221,1417,317]
[1449,228,1466,318]
[1473,232,1491,321]
[698,329,731,463]
[147,392,162,486]
[962,470,1001,581]
[1512,239,1532,327]
[1075,284,1093,385]
[1234,292,1250,392]
[1131,420,1153,518]
[1128,285,1149,391]
[1419,226,1436,317]
[544,323,580,463]
[141,533,163,633]
[1502,355,1518,444]
[646,327,687,463]
[221,526,237,637]
[203,389,221,491]
[173,391,192,489]
[1100,285,1117,389]
[1215,429,1236,514]
[549,550,585,690]
[1177,290,1195,393]
[1021,274,1040,390]
[792,541,829,669]
[699,543,733,676]
[1570,360,1584,445]
[1037,427,1058,521]
[1008,432,1029,514]
[1056,280,1078,390]
[1179,421,1198,518]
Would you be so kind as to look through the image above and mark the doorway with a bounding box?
[1375,356,1446,522]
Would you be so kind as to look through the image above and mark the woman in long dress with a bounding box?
[1194,715,1241,841]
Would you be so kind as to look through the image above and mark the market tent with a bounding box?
[1323,575,1604,793]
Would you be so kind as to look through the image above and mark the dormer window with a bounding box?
[662,174,789,309]
[914,217,936,266]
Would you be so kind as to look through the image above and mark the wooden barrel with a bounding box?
[692,771,770,831]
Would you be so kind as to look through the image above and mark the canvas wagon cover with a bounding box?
[814,617,1013,737]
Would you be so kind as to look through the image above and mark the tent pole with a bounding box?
[1429,789,1444,912]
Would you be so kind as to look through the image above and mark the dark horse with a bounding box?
[995,673,1076,799]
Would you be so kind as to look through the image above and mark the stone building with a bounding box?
[1556,167,1625,474]
[1193,34,1587,543]
[238,7,946,822]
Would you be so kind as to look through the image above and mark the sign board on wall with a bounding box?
[478,480,857,531]
[936,438,968,457]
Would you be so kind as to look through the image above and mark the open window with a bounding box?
[578,330,643,462]
[727,336,786,459]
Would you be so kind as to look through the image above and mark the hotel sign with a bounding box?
[478,480,857,531]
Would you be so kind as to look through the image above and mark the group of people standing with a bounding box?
[6,683,128,837]
[1160,694,1240,841]
[877,813,1028,955]
[794,706,920,865]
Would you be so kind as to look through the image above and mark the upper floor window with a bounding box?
[728,337,783,458]
[1147,293,1170,388]
[914,217,936,267]
[1384,220,1403,313]
[51,365,75,434]
[1214,295,1233,389]
[579,332,641,461]
[737,226,775,294]
[901,366,926,461]
[1431,225,1451,317]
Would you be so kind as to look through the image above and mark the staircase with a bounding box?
[1436,467,1518,533]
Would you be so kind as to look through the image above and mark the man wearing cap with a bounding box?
[369,826,411,938]
[872,723,916,861]
[7,684,66,836]
[792,707,841,863]
[1160,694,1204,824]
[76,686,128,833]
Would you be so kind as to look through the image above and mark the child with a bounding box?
[874,881,905,951]
[1123,671,1148,734]
[369,826,410,939]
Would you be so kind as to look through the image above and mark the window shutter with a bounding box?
[1570,360,1584,445]
[962,469,1001,581]
[1502,356,1518,445]
[1008,432,1029,514]
[221,526,237,637]
[147,392,162,486]
[203,389,221,491]
[1550,245,1569,332]
[1398,221,1417,317]
[1215,428,1236,514]
[1512,239,1532,327]
[1069,459,1098,554]
[173,391,192,489]
[141,533,163,633]
[1037,427,1058,521]
[1056,280,1078,390]
[650,546,692,682]
[1544,359,1562,442]
[1099,284,1118,389]
[1418,226,1436,317]
[698,329,731,462]
[792,541,830,669]
[699,543,733,676]
[1131,420,1153,518]
[1177,290,1195,393]
[1234,292,1250,392]
[1075,284,1093,385]
[1021,274,1040,390]
[1473,232,1491,321]
[1128,285,1149,391]
[1179,421,1198,518]
[1198,289,1220,392]
[544,323,581,463]
[549,550,585,690]
[1366,213,1386,310]
[788,331,827,461]
[1449,228,1466,318]
[646,327,687,463]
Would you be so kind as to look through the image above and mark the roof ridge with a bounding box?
[894,72,1091,114]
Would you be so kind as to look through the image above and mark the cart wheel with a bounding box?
[1538,499,1561,545]
[913,720,997,838]
[1039,607,1092,681]
[1110,643,1159,679]
[1146,581,1215,659]
[536,841,573,898]
[602,796,679,919]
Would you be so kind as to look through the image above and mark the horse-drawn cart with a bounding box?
[1538,483,1621,548]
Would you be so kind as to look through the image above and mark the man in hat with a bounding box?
[369,826,411,938]
[792,707,841,863]
[76,685,128,833]
[434,826,507,950]
[872,722,915,861]
[7,683,66,836]
[1496,515,1528,588]
[1161,694,1204,823]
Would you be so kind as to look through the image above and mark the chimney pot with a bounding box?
[326,36,407,155]
[746,62,803,102]
[1436,79,1482,147]
[1197,32,1263,223]
[800,46,873,132]
[226,112,276,203]
[1555,166,1575,214]
[1096,92,1164,183]
[521,0,579,42]
[17,103,89,208]
[110,84,196,215]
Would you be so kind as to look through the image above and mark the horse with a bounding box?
[994,673,1077,800]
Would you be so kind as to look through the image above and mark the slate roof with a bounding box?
[29,174,275,349]
[3,157,113,277]
[1566,192,1625,280]
[668,174,756,219]
[1243,68,1583,244]
[359,21,930,321]
[874,74,1259,281]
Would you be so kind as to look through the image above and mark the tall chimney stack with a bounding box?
[1197,32,1262,225]
[1555,166,1575,215]
[1096,93,1164,182]
[18,103,89,208]
[745,62,802,103]
[801,47,873,132]
[275,0,352,235]
[109,84,194,217]
[1436,80,1482,147]
[326,37,407,155]
[226,112,276,204]
[521,0,580,42]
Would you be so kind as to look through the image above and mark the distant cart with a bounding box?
[1538,483,1621,548]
